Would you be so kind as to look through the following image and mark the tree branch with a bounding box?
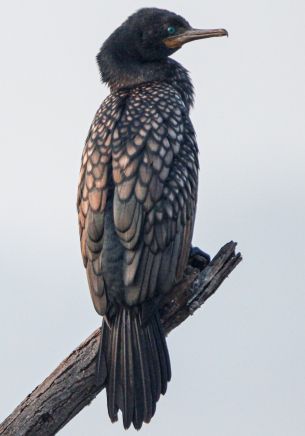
[0,241,241,436]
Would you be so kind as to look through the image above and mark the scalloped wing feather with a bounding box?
[77,91,127,315]
[112,82,198,306]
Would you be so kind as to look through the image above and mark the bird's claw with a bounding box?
[189,246,210,270]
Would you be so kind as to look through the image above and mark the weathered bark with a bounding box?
[0,241,241,436]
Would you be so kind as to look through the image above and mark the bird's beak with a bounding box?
[163,28,228,49]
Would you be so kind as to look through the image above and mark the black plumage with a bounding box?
[77,7,227,429]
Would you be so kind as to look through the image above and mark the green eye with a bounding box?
[167,26,176,35]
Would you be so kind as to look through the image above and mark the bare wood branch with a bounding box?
[0,241,241,436]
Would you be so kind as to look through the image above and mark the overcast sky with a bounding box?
[0,1,304,435]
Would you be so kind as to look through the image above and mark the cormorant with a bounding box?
[77,7,227,430]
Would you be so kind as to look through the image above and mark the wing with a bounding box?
[77,91,127,315]
[113,82,199,306]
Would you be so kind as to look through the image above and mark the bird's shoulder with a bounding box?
[127,80,187,114]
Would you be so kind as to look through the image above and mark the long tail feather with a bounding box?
[97,305,171,429]
[107,308,122,422]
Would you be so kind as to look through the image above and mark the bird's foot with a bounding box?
[189,246,210,270]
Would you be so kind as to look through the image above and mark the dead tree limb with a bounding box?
[0,241,241,436]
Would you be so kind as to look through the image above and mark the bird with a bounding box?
[77,7,227,430]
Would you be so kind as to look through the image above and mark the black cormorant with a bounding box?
[77,7,227,429]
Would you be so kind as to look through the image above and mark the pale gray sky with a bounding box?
[0,1,305,435]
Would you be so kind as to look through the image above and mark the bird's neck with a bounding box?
[98,54,194,111]
[166,59,194,111]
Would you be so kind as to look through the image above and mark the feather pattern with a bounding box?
[110,81,199,306]
[77,91,128,315]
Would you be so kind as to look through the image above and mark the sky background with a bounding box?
[0,0,304,435]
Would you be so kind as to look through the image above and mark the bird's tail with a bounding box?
[96,305,171,430]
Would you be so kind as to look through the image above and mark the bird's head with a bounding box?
[97,8,227,88]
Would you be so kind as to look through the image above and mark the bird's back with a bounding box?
[77,79,198,315]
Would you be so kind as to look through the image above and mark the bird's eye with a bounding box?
[167,26,176,35]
